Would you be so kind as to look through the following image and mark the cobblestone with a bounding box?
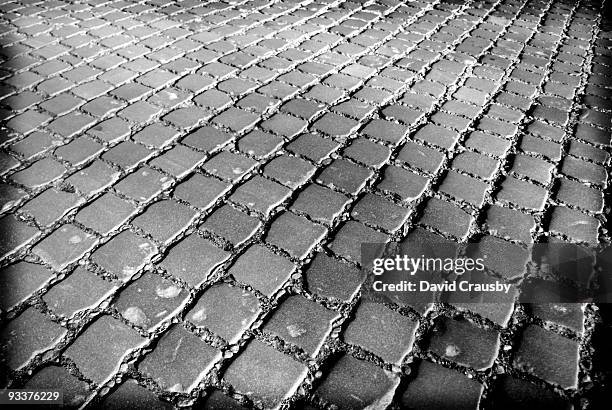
[0,262,52,311]
[64,315,145,384]
[21,187,84,227]
[263,155,316,189]
[421,198,474,239]
[200,205,261,246]
[25,365,90,408]
[223,339,307,408]
[173,174,229,210]
[230,175,292,215]
[352,193,410,232]
[115,273,188,330]
[75,193,137,235]
[315,354,399,410]
[344,302,418,365]
[401,360,484,410]
[497,177,548,211]
[0,215,39,259]
[489,375,571,409]
[54,136,104,166]
[267,211,327,258]
[513,324,580,388]
[439,171,489,207]
[10,157,66,188]
[0,307,65,370]
[304,253,364,302]
[44,267,115,318]
[0,0,610,406]
[228,244,295,296]
[139,325,220,392]
[91,230,156,280]
[114,166,172,202]
[484,205,535,243]
[263,295,338,356]
[132,199,197,244]
[159,234,228,287]
[98,378,173,410]
[65,160,120,197]
[287,133,339,162]
[427,317,500,370]
[549,206,600,243]
[188,283,260,344]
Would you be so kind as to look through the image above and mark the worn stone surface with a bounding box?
[488,375,572,410]
[228,244,295,296]
[315,354,399,410]
[427,317,501,370]
[0,0,609,406]
[98,379,174,410]
[159,234,229,287]
[223,340,307,408]
[263,295,339,356]
[91,231,157,280]
[188,283,261,344]
[25,365,90,408]
[139,325,220,392]
[75,193,137,235]
[344,302,418,365]
[44,267,116,318]
[32,224,98,270]
[304,252,365,302]
[115,273,189,330]
[64,315,146,384]
[513,325,580,388]
[0,262,53,310]
[21,188,84,227]
[401,360,484,410]
[0,307,66,370]
[266,211,327,258]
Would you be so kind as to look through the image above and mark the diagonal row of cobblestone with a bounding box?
[0,0,610,409]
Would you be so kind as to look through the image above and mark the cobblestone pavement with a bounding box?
[0,0,611,408]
